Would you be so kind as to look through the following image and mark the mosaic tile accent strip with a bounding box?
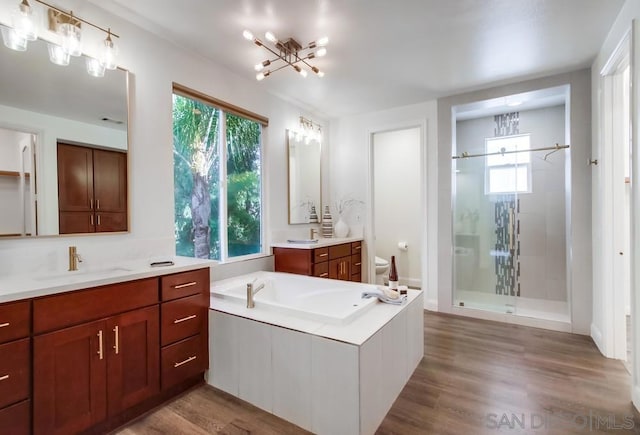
[494,195,520,296]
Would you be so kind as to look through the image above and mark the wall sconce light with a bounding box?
[289,116,322,144]
[1,0,120,77]
[243,29,328,80]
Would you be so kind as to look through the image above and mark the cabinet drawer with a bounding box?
[0,399,30,435]
[0,300,30,344]
[0,338,30,409]
[313,261,329,278]
[161,269,209,301]
[351,254,362,275]
[161,334,207,390]
[329,243,351,260]
[161,294,207,346]
[351,241,362,252]
[34,278,158,334]
[313,247,329,263]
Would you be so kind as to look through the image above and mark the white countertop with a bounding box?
[0,256,215,303]
[271,236,363,250]
[210,287,422,346]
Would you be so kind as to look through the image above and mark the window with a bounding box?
[172,89,264,260]
[485,134,531,194]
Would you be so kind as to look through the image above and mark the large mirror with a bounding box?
[0,37,129,237]
[287,129,321,224]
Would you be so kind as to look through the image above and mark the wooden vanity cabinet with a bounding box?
[57,142,127,234]
[33,279,160,435]
[274,240,362,282]
[0,300,31,435]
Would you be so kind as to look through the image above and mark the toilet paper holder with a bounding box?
[398,241,408,251]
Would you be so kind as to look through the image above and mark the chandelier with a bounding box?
[0,0,119,77]
[242,29,327,80]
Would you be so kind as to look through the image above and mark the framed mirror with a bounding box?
[0,37,129,237]
[287,129,321,224]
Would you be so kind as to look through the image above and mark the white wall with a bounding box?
[373,127,421,287]
[329,101,438,309]
[0,1,323,278]
[438,69,592,334]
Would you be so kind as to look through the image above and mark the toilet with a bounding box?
[375,256,389,285]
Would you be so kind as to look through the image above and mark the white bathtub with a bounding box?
[211,271,378,324]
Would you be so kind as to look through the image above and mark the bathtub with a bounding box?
[210,271,378,324]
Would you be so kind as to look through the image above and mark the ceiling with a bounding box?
[92,0,624,118]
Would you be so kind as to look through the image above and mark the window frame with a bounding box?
[172,84,267,262]
[484,133,532,195]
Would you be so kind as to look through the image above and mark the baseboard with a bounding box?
[425,298,438,311]
[590,323,606,357]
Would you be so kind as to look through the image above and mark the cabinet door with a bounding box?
[95,211,127,232]
[93,149,127,213]
[59,211,95,234]
[57,143,93,212]
[34,319,107,435]
[106,305,159,415]
[329,257,351,281]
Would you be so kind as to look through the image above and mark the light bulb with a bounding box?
[12,0,37,41]
[1,25,27,51]
[318,71,325,78]
[60,22,82,57]
[47,43,70,66]
[242,29,254,40]
[256,72,265,81]
[299,69,308,78]
[265,31,277,43]
[86,57,105,77]
[316,47,327,57]
[254,63,264,71]
[316,36,329,46]
[100,31,118,70]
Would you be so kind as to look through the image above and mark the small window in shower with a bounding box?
[485,134,531,194]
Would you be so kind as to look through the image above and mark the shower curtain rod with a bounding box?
[452,143,570,160]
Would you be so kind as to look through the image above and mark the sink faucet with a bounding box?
[68,246,82,271]
[310,228,319,239]
[246,278,265,308]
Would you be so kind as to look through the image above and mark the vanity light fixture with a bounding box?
[289,116,322,144]
[243,29,327,80]
[0,0,120,76]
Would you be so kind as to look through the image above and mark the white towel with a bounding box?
[361,287,406,305]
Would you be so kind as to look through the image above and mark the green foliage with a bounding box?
[173,94,262,260]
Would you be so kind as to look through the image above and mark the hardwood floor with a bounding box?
[116,311,640,434]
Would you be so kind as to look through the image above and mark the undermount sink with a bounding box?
[34,266,133,281]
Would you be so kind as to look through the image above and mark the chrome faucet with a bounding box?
[310,228,319,240]
[246,278,265,308]
[68,246,82,271]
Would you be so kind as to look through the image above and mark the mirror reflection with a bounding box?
[287,129,321,224]
[0,38,128,237]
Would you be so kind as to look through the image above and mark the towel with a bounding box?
[362,286,406,305]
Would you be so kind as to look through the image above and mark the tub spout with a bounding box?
[246,278,265,308]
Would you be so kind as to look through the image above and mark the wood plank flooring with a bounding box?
[116,311,640,434]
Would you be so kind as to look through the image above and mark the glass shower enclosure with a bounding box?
[452,106,570,323]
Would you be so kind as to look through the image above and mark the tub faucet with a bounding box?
[68,246,82,271]
[246,278,265,308]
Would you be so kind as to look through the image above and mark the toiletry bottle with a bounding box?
[389,256,399,293]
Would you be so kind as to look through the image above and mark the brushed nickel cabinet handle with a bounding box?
[174,314,197,324]
[113,325,119,355]
[0,322,9,328]
[319,272,328,277]
[0,374,9,381]
[97,330,104,360]
[90,199,93,210]
[354,246,361,250]
[174,355,197,368]
[90,214,94,226]
[355,262,361,266]
[96,199,100,210]
[97,215,101,226]
[174,281,197,289]
[318,253,328,257]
